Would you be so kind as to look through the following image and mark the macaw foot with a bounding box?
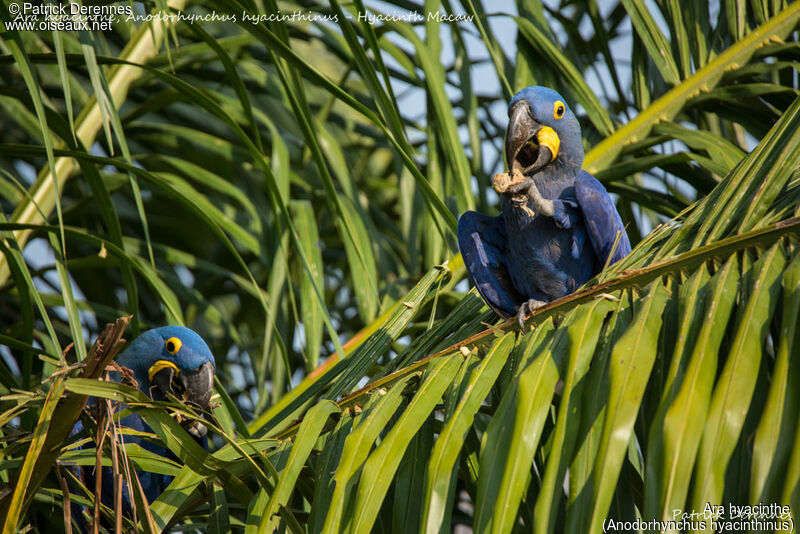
[517,298,547,331]
[505,176,535,195]
[186,420,208,440]
[553,199,578,229]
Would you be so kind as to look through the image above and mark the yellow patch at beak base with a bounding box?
[536,126,560,161]
[148,360,180,382]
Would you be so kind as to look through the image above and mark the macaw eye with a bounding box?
[165,337,182,355]
[553,101,566,119]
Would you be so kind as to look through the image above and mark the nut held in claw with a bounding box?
[493,169,528,194]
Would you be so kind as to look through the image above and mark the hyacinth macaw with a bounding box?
[458,86,631,329]
[69,326,215,522]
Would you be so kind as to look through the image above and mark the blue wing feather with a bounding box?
[575,171,631,265]
[457,211,523,317]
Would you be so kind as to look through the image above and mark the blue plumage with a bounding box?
[458,87,630,327]
[69,326,215,526]
[115,325,216,405]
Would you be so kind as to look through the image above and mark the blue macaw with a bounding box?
[458,87,631,329]
[69,326,215,523]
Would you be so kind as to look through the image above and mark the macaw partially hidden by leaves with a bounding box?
[69,326,215,523]
[458,87,631,329]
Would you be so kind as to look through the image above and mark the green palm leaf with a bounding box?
[3,1,800,532]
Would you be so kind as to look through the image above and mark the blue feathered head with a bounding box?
[506,86,584,174]
[116,325,215,410]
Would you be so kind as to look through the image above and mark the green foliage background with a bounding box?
[1,0,800,532]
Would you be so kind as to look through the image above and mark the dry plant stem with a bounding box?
[0,316,131,525]
[55,466,72,534]
[274,216,800,441]
[93,402,107,534]
[108,397,122,534]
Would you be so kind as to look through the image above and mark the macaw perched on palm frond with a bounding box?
[458,86,631,329]
[68,326,215,525]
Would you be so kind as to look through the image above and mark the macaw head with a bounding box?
[506,86,584,177]
[116,326,216,411]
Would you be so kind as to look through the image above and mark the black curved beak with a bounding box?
[151,361,215,411]
[180,361,215,410]
[151,361,214,440]
[506,101,552,176]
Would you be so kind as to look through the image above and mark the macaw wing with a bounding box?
[457,211,522,318]
[575,171,631,266]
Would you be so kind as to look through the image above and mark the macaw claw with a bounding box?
[517,297,546,331]
[553,199,579,229]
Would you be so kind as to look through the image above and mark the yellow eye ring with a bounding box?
[165,337,182,355]
[553,101,566,119]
